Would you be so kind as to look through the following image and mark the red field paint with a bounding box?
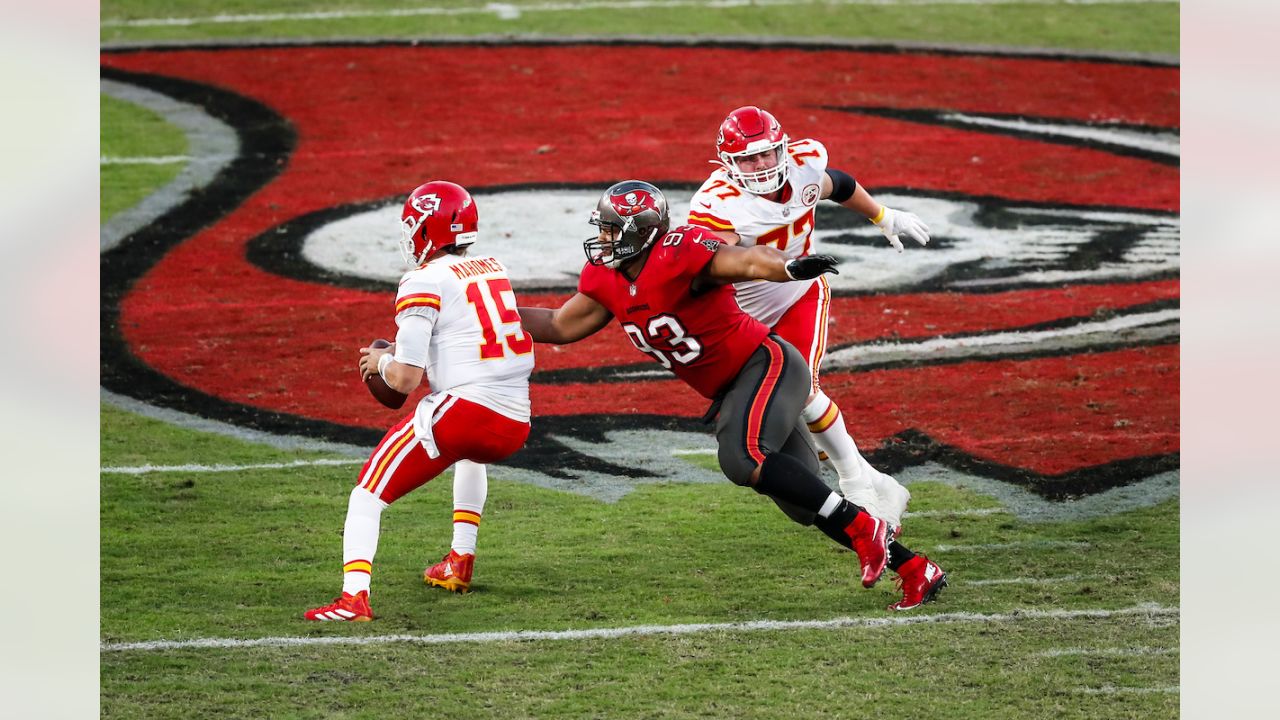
[101,42,1179,492]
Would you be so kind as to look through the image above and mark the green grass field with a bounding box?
[101,2,1179,717]
[101,0,1179,54]
[101,408,1178,718]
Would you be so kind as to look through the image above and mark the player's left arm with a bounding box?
[359,319,428,394]
[700,242,839,285]
[822,169,930,252]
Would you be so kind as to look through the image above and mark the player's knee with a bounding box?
[349,486,389,510]
[717,447,756,487]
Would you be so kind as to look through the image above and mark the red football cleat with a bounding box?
[424,550,474,593]
[845,511,890,588]
[888,555,947,611]
[304,590,373,622]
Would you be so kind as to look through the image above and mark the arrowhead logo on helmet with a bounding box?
[411,193,441,216]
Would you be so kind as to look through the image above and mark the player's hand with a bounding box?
[873,206,930,252]
[784,255,840,281]
[358,344,392,381]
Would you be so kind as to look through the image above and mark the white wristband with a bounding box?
[377,352,394,381]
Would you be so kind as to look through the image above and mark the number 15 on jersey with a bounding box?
[464,278,534,359]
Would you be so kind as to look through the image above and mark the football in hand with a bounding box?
[365,339,408,410]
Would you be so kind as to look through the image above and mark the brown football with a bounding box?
[365,339,408,410]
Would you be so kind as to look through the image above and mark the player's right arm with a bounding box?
[701,243,839,285]
[518,292,613,345]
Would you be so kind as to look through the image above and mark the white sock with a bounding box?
[868,469,910,528]
[450,460,487,556]
[342,487,387,596]
[802,392,878,511]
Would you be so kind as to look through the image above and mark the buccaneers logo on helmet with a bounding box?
[610,188,659,217]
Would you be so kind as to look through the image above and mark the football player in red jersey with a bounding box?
[519,181,946,609]
[689,107,945,606]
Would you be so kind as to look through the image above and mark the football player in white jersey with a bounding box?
[688,106,944,610]
[305,181,535,622]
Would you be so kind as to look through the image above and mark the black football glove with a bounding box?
[784,255,840,281]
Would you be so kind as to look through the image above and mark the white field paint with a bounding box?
[823,309,1179,372]
[933,540,1090,552]
[100,155,191,165]
[903,507,1008,518]
[101,603,1177,653]
[101,0,1178,28]
[941,112,1179,158]
[1039,646,1178,657]
[102,458,364,475]
[300,190,1179,294]
[1077,685,1179,695]
[964,574,1100,586]
[99,80,240,253]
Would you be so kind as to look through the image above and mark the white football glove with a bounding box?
[873,206,930,252]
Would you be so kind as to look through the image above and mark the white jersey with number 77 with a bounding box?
[687,138,830,327]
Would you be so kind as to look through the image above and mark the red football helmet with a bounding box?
[399,180,479,266]
[716,106,789,194]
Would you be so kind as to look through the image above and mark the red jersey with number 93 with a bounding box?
[578,225,771,398]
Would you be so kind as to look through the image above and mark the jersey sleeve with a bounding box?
[392,313,432,368]
[662,225,722,282]
[394,272,443,323]
[788,138,829,175]
[686,174,739,235]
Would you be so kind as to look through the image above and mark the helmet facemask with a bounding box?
[399,214,431,266]
[720,139,788,195]
[586,212,658,268]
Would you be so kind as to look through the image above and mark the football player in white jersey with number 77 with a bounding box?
[305,181,535,622]
[687,106,943,594]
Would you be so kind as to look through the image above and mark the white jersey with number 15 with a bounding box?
[393,253,534,422]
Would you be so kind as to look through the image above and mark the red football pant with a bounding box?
[770,275,831,394]
[355,396,530,504]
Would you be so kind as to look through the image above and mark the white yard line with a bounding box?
[1077,685,1179,694]
[933,540,1089,552]
[1040,646,1178,657]
[965,574,1100,586]
[100,155,191,165]
[102,603,1176,652]
[904,507,1009,518]
[102,458,364,475]
[101,0,1178,28]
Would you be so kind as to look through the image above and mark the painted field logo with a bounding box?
[100,42,1180,516]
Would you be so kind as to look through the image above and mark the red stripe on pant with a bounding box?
[356,397,531,505]
[744,337,786,465]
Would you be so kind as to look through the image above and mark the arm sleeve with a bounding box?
[674,226,722,278]
[394,274,443,321]
[686,179,738,233]
[825,168,858,203]
[393,312,434,368]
